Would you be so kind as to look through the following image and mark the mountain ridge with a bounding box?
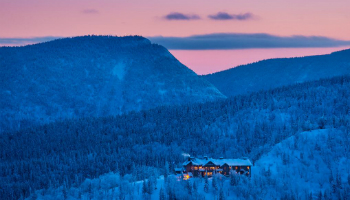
[0,35,225,133]
[204,48,350,97]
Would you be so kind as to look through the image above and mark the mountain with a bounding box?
[2,75,350,199]
[204,49,350,97]
[0,35,225,133]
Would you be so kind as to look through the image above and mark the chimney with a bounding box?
[188,157,195,161]
[204,156,208,160]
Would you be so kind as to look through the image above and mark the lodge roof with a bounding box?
[183,157,252,167]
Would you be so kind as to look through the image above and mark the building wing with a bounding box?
[183,157,252,167]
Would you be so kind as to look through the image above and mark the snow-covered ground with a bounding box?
[253,129,350,199]
[27,129,350,200]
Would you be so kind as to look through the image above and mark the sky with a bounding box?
[171,47,350,75]
[1,0,350,74]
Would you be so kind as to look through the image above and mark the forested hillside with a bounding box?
[1,75,350,199]
[0,35,225,133]
[204,49,350,97]
[26,127,350,200]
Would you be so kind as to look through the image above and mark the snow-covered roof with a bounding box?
[174,168,183,171]
[183,157,252,167]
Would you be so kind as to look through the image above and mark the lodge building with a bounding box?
[177,156,252,178]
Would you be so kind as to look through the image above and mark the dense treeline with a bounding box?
[1,75,350,199]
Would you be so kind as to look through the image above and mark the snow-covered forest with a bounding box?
[0,36,224,134]
[1,75,350,199]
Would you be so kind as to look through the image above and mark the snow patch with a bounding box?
[112,62,126,80]
[158,89,167,95]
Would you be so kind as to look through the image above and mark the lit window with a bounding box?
[247,166,250,169]
[235,167,238,170]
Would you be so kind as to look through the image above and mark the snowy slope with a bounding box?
[0,35,225,133]
[27,173,234,200]
[25,125,350,200]
[204,49,350,97]
[253,129,350,199]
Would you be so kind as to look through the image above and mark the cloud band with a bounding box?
[149,33,350,50]
[0,37,61,46]
[1,34,349,50]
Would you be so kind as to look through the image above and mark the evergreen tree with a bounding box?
[204,175,209,193]
[219,188,225,200]
[336,173,342,189]
[230,171,238,186]
[185,180,192,195]
[62,187,68,200]
[212,175,218,190]
[164,162,169,179]
[317,191,322,200]
[142,180,148,195]
[193,181,198,191]
[159,187,165,200]
[147,179,153,194]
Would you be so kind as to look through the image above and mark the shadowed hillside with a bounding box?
[204,49,350,97]
[0,35,225,133]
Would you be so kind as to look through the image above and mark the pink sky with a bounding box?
[1,0,349,39]
[1,0,349,74]
[171,46,350,75]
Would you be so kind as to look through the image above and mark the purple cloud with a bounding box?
[82,9,99,14]
[208,12,253,20]
[164,12,200,20]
